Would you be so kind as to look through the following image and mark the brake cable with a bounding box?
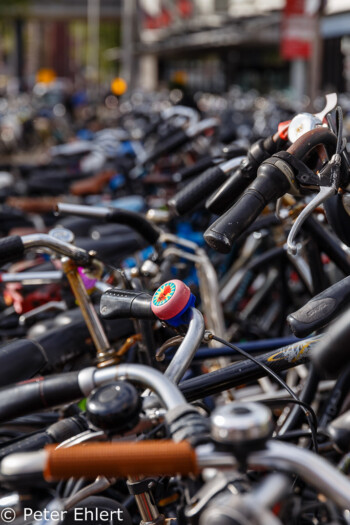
[208,333,318,452]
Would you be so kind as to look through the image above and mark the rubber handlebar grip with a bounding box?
[205,166,248,215]
[288,275,350,338]
[169,165,226,216]
[0,372,82,423]
[175,156,215,182]
[0,432,52,461]
[311,309,350,378]
[0,339,47,387]
[100,288,155,320]
[44,441,198,480]
[205,189,266,253]
[204,160,291,253]
[106,209,160,245]
[0,235,25,266]
[143,129,188,165]
[0,415,87,460]
[206,134,283,216]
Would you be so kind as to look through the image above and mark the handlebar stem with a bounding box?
[61,257,111,360]
[22,234,91,266]
[165,308,205,384]
[92,364,187,410]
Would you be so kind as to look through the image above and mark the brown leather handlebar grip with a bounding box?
[70,171,114,196]
[6,196,61,213]
[44,440,198,480]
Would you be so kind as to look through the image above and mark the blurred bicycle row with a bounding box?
[0,88,348,525]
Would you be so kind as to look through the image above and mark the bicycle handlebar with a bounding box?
[0,233,92,268]
[204,127,339,253]
[100,289,155,320]
[142,129,189,166]
[173,156,217,182]
[3,440,350,510]
[206,133,283,215]
[180,336,320,401]
[311,308,350,377]
[169,157,244,216]
[141,117,218,167]
[288,275,350,337]
[56,203,161,246]
[0,363,187,423]
[0,235,25,265]
[0,415,88,461]
[204,158,292,252]
[44,441,198,480]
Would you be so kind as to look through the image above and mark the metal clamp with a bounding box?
[287,154,341,255]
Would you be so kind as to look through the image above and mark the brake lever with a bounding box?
[288,93,338,143]
[287,153,341,255]
[314,93,338,123]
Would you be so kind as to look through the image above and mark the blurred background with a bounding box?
[0,0,348,97]
[0,0,348,153]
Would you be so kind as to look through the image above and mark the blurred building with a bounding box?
[137,0,350,97]
[0,0,350,97]
[0,0,121,91]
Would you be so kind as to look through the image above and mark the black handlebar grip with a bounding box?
[106,208,160,245]
[311,309,350,378]
[0,235,25,266]
[204,160,291,253]
[206,135,283,216]
[205,166,248,215]
[0,431,53,460]
[169,165,226,216]
[100,288,155,320]
[143,129,188,165]
[0,372,82,423]
[0,415,88,459]
[173,156,215,182]
[0,339,47,388]
[288,276,350,338]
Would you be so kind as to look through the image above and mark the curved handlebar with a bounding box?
[204,127,339,253]
[206,133,284,215]
[0,233,92,268]
[0,363,187,423]
[56,203,161,246]
[169,159,243,216]
[288,275,350,337]
[204,159,292,253]
[4,439,350,510]
[0,236,25,266]
[311,308,350,377]
[142,129,189,166]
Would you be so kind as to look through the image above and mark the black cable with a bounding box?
[274,428,330,442]
[263,399,317,431]
[278,365,320,435]
[136,422,168,441]
[210,334,318,452]
[274,429,316,441]
[93,257,131,288]
[318,364,350,428]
